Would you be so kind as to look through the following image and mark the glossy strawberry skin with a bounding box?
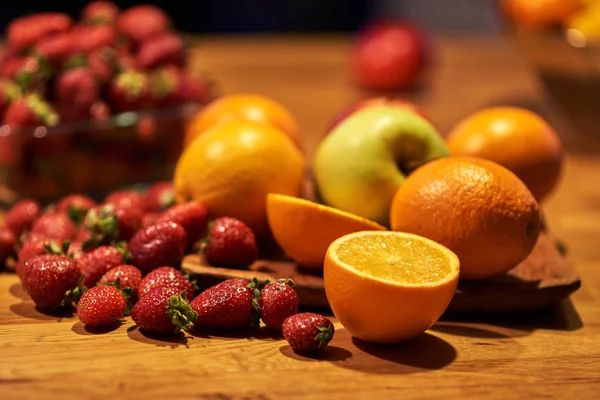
[105,190,144,211]
[259,280,299,332]
[142,181,174,212]
[8,13,73,49]
[282,313,335,353]
[141,213,160,228]
[137,266,195,300]
[77,285,127,327]
[117,5,170,43]
[100,264,142,299]
[30,211,76,241]
[190,278,255,330]
[128,221,187,274]
[79,245,125,287]
[204,217,258,269]
[57,194,96,215]
[82,1,120,24]
[137,33,184,69]
[5,199,42,236]
[131,286,195,334]
[21,254,82,311]
[156,202,207,249]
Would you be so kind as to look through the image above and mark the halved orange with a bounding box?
[324,231,460,343]
[266,193,386,271]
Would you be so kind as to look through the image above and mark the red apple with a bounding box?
[327,97,434,133]
[351,20,431,91]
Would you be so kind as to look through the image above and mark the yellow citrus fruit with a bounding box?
[266,193,387,271]
[184,93,302,149]
[174,120,305,237]
[324,231,459,343]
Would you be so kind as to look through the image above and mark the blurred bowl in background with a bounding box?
[0,102,203,204]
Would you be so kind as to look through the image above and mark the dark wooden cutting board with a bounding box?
[183,231,581,313]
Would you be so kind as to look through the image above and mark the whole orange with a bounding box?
[502,0,581,29]
[447,107,564,203]
[174,120,305,237]
[390,156,541,280]
[184,93,301,149]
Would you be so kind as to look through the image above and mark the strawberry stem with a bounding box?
[67,206,88,227]
[83,205,119,250]
[248,277,261,327]
[165,290,198,333]
[62,275,88,308]
[315,324,334,349]
[44,240,68,256]
[108,278,134,316]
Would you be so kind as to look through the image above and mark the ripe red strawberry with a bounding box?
[57,194,96,226]
[4,94,59,127]
[21,254,83,311]
[0,57,27,78]
[128,221,187,274]
[138,266,196,300]
[137,32,184,70]
[8,13,73,50]
[83,203,142,249]
[105,190,144,211]
[118,5,171,43]
[54,67,99,118]
[203,217,258,269]
[77,281,129,327]
[258,279,299,331]
[100,264,142,299]
[190,278,258,330]
[30,211,76,241]
[142,181,174,212]
[88,49,115,84]
[72,24,117,53]
[131,286,197,334]
[79,245,127,287]
[5,199,42,236]
[141,212,159,228]
[282,313,335,353]
[34,32,76,66]
[82,1,120,25]
[151,66,211,108]
[16,237,81,281]
[0,227,16,267]
[156,202,207,249]
[109,70,153,112]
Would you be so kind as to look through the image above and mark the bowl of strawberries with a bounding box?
[0,2,216,203]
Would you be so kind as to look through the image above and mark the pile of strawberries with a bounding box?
[0,1,212,127]
[0,183,334,353]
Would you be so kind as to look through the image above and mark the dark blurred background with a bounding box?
[0,0,500,34]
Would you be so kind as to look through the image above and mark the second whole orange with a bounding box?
[184,93,302,149]
[390,156,541,280]
[447,106,564,203]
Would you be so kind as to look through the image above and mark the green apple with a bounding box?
[313,105,449,226]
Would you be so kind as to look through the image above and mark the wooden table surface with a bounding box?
[2,35,600,399]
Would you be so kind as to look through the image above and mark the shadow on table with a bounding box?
[188,325,278,342]
[126,325,193,348]
[71,320,123,335]
[435,298,583,338]
[9,301,74,321]
[9,282,29,300]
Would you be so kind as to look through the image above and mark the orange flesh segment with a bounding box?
[335,234,453,284]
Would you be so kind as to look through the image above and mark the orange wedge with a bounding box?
[266,193,386,271]
[324,231,460,343]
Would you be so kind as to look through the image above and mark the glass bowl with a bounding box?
[0,102,202,204]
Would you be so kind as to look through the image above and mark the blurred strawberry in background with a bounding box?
[351,19,431,92]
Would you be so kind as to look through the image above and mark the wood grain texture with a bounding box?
[2,35,600,399]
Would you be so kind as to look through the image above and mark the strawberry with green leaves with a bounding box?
[77,278,132,327]
[282,313,335,353]
[83,202,142,250]
[100,265,142,300]
[57,194,96,226]
[258,279,299,332]
[21,254,84,311]
[4,93,59,127]
[79,244,129,287]
[109,70,153,112]
[131,287,197,334]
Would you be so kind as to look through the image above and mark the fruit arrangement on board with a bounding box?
[1,91,569,349]
[502,0,600,44]
[0,2,215,201]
